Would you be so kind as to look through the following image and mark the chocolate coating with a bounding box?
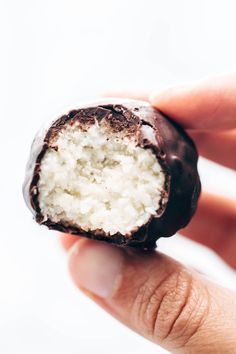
[23,100,201,249]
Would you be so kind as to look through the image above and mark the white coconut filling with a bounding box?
[38,122,165,235]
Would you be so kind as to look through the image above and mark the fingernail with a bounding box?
[68,240,124,298]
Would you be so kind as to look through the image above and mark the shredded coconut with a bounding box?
[38,122,165,235]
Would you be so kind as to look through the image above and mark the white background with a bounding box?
[1,0,236,353]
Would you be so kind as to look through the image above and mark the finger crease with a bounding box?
[162,275,193,341]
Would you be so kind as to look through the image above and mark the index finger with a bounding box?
[150,74,236,130]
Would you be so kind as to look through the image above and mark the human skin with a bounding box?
[61,74,236,353]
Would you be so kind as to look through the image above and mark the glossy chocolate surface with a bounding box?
[23,100,201,249]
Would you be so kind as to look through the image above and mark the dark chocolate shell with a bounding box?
[23,100,201,249]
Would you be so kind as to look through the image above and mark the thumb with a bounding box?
[68,239,236,353]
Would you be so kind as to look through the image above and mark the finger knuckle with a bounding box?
[132,268,209,349]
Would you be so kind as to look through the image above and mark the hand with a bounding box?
[61,75,236,353]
